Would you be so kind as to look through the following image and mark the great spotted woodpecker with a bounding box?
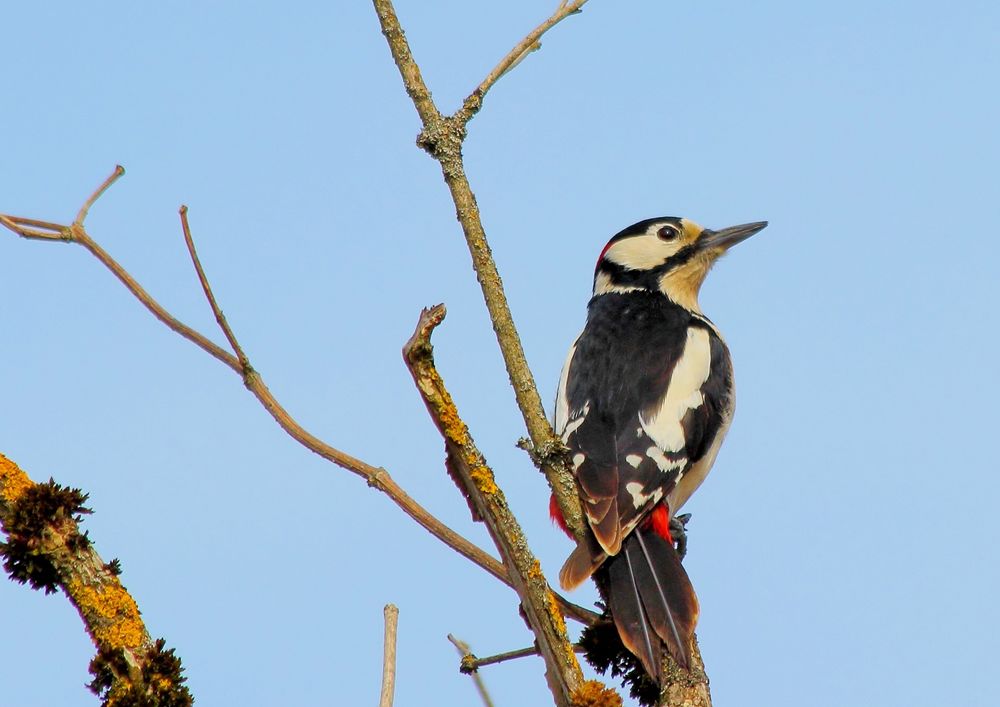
[552,216,766,682]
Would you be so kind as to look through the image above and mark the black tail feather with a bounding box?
[605,525,699,680]
[608,544,663,682]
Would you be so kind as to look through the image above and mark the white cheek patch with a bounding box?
[604,235,679,271]
[640,327,712,453]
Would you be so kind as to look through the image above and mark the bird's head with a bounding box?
[594,217,767,312]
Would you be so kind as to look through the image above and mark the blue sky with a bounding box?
[2,2,999,705]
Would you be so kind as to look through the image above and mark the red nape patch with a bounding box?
[641,504,674,544]
[596,240,615,271]
[550,494,573,538]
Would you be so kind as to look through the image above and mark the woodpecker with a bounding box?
[551,216,766,682]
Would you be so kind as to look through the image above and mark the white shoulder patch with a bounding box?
[639,326,712,453]
[553,339,579,435]
[562,402,590,441]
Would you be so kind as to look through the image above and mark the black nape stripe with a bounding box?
[599,260,661,290]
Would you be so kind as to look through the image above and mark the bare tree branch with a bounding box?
[0,178,504,615]
[0,174,598,632]
[370,7,715,705]
[372,0,586,540]
[4,5,718,705]
[447,635,495,707]
[179,205,250,371]
[459,0,590,120]
[403,304,602,707]
[379,604,400,707]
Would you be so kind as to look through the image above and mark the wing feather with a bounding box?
[557,294,732,579]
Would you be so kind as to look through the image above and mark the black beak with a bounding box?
[698,221,768,252]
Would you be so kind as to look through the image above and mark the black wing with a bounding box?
[555,293,731,557]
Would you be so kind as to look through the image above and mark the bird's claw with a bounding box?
[670,513,692,560]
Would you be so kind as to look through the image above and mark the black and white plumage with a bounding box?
[552,216,766,681]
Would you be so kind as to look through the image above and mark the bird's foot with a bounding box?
[670,513,692,560]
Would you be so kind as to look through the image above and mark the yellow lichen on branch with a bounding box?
[468,464,500,496]
[66,578,146,651]
[571,680,624,707]
[403,304,603,707]
[0,453,34,507]
[0,451,192,704]
[371,0,587,543]
[546,589,569,637]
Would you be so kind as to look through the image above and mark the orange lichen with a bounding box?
[438,396,469,447]
[469,464,499,495]
[546,589,568,637]
[0,453,34,507]
[67,578,146,651]
[571,680,624,707]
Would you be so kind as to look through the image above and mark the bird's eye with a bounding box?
[657,225,679,241]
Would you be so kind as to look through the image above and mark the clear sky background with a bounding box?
[2,2,999,706]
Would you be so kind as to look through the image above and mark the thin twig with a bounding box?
[0,214,67,241]
[0,172,597,631]
[447,635,495,707]
[179,205,250,371]
[75,229,243,372]
[453,639,587,673]
[74,164,125,225]
[0,174,492,608]
[379,604,400,707]
[462,0,590,119]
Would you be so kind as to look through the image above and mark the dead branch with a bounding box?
[403,304,603,706]
[447,635,495,707]
[460,0,590,120]
[379,604,400,707]
[0,173,598,630]
[371,0,586,541]
[1,174,507,596]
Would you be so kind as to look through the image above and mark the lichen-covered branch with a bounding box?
[0,453,191,705]
[403,304,611,707]
[371,0,586,540]
[657,640,711,707]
